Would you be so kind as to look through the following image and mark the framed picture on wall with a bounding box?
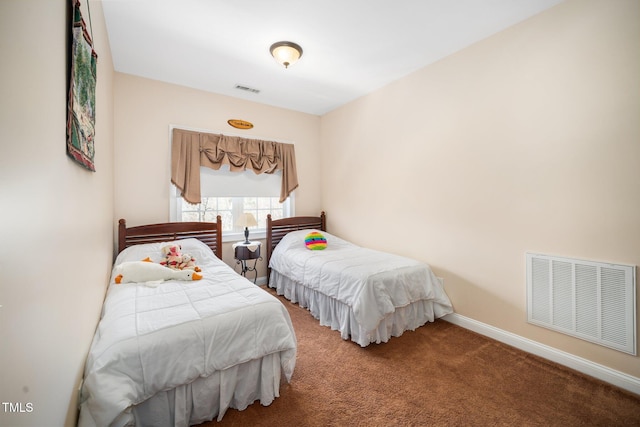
[66,0,98,171]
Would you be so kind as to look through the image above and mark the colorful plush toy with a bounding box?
[114,260,202,285]
[160,244,183,270]
[305,231,327,250]
[179,253,201,272]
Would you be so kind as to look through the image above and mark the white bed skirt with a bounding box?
[269,270,444,347]
[113,352,286,427]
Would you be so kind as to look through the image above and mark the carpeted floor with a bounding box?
[201,288,640,426]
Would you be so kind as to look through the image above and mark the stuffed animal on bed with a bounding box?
[179,253,201,272]
[114,260,202,285]
[160,244,183,269]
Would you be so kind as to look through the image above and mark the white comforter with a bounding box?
[269,230,453,333]
[79,239,297,427]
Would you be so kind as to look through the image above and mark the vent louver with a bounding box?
[234,84,260,94]
[526,253,636,355]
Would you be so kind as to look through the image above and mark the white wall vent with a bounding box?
[526,253,636,355]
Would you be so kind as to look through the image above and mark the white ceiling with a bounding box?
[102,0,564,116]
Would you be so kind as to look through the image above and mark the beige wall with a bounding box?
[321,0,640,377]
[0,1,114,426]
[113,73,322,276]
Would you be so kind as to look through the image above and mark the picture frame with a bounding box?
[66,0,98,171]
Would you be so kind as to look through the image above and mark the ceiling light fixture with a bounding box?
[270,41,303,69]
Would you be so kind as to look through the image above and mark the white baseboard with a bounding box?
[442,313,640,396]
[256,276,268,286]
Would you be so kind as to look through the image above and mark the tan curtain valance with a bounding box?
[171,128,299,204]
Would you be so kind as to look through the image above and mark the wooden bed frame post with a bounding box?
[118,219,127,254]
[266,214,273,285]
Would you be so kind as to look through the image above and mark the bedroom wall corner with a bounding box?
[0,1,115,426]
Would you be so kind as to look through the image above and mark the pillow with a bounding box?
[114,238,216,268]
[305,231,327,250]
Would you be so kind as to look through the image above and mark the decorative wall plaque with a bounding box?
[227,119,254,130]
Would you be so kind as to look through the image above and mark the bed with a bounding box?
[266,212,453,347]
[78,219,297,427]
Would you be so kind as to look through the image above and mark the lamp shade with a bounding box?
[270,41,303,68]
[236,212,258,228]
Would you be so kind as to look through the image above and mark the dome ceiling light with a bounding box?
[270,41,303,69]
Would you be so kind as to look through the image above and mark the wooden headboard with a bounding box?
[118,218,222,259]
[266,211,326,269]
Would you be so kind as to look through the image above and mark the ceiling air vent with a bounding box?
[234,84,260,94]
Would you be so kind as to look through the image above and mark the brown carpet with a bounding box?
[202,288,640,426]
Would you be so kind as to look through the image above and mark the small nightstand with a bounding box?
[233,241,262,283]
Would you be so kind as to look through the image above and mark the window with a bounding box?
[170,166,294,241]
[176,196,291,233]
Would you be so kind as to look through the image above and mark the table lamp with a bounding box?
[236,213,258,244]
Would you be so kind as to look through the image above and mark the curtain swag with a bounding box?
[171,128,299,205]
